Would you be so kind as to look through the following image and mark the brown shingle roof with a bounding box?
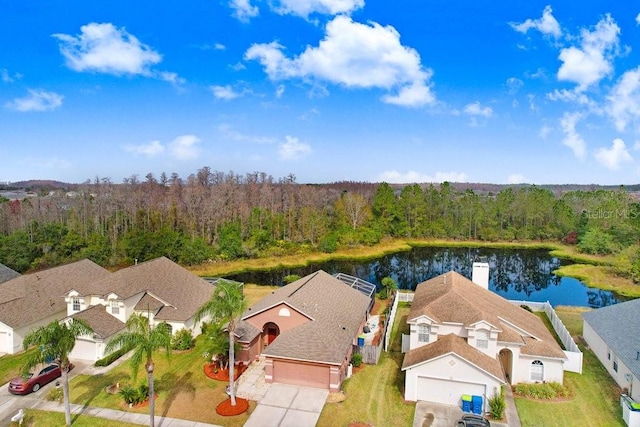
[408,271,565,359]
[80,257,215,322]
[242,271,371,365]
[134,292,166,312]
[0,260,111,328]
[71,305,125,339]
[402,333,505,382]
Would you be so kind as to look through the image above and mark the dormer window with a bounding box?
[109,299,120,315]
[418,324,430,343]
[476,330,489,349]
[72,297,81,311]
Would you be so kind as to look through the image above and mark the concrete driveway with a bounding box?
[243,383,328,427]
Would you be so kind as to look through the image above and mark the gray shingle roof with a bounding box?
[80,257,215,322]
[408,271,565,360]
[242,270,372,365]
[583,299,640,380]
[402,333,505,382]
[0,263,20,284]
[71,304,125,339]
[0,259,111,328]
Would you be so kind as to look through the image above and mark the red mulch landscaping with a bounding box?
[204,363,247,381]
[216,397,249,416]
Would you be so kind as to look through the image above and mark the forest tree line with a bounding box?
[1,167,640,282]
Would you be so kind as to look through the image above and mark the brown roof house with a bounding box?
[235,271,371,392]
[402,270,566,411]
[64,257,216,362]
[0,260,111,355]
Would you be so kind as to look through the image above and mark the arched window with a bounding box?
[530,360,544,382]
[418,324,430,343]
[278,307,291,317]
[476,330,489,349]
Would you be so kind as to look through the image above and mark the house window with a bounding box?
[109,299,119,315]
[608,350,611,360]
[476,330,489,349]
[613,356,619,372]
[72,297,80,311]
[418,324,430,343]
[530,360,544,382]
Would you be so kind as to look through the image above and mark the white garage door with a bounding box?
[0,331,8,354]
[416,377,486,406]
[71,339,97,361]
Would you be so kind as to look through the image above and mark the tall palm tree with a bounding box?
[195,279,247,406]
[105,313,172,427]
[22,318,93,427]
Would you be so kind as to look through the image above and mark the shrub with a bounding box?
[46,386,63,402]
[171,328,195,350]
[513,382,570,400]
[351,353,363,367]
[488,387,506,419]
[95,345,129,367]
[119,385,138,405]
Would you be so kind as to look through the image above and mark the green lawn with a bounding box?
[9,409,142,427]
[515,306,625,427]
[0,347,37,385]
[317,302,415,427]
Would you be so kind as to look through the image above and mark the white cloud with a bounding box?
[211,85,243,100]
[275,84,285,98]
[539,125,551,139]
[507,174,527,184]
[5,89,63,112]
[376,170,467,184]
[547,88,593,106]
[214,43,226,50]
[230,0,259,22]
[595,138,633,170]
[463,101,493,117]
[1,68,20,83]
[53,22,162,75]
[169,135,201,160]
[271,0,364,18]
[560,112,586,159]
[606,66,640,132]
[557,14,620,91]
[218,124,278,144]
[637,13,640,25]
[245,16,435,107]
[279,135,311,160]
[159,72,185,85]
[510,5,562,38]
[506,77,523,94]
[124,140,165,156]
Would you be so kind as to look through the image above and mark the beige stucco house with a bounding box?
[235,270,372,392]
[583,298,640,402]
[64,257,216,361]
[0,260,111,355]
[402,271,566,410]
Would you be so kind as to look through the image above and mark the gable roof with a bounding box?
[242,270,371,365]
[409,271,565,359]
[0,259,111,328]
[78,257,215,322]
[402,333,505,382]
[71,305,125,339]
[583,299,640,380]
[0,263,20,284]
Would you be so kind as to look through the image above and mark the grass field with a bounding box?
[9,409,142,427]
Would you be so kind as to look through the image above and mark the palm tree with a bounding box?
[22,318,93,426]
[195,279,247,406]
[105,313,172,427]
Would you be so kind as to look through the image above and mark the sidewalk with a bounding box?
[503,385,522,427]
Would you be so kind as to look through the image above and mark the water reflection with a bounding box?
[225,247,626,308]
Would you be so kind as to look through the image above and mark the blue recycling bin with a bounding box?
[461,394,472,412]
[471,395,483,414]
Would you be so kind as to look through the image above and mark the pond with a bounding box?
[225,246,627,308]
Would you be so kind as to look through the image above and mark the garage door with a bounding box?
[70,338,97,361]
[0,331,8,354]
[272,360,330,389]
[416,377,486,406]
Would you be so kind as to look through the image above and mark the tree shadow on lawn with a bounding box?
[71,371,130,424]
[159,371,196,419]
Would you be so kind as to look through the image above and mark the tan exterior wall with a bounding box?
[244,303,310,335]
[238,335,262,364]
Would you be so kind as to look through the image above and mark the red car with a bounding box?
[8,363,73,395]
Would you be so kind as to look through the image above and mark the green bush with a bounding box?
[351,353,363,367]
[94,346,129,367]
[488,387,506,419]
[119,385,138,405]
[46,386,63,402]
[171,328,195,350]
[513,382,570,400]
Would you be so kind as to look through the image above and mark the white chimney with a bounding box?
[472,262,489,289]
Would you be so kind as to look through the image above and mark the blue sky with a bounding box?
[1,1,639,185]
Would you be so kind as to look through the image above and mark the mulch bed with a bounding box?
[204,363,247,381]
[216,397,249,416]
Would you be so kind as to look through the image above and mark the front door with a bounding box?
[263,322,280,345]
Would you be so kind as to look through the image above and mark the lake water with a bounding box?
[226,246,627,308]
